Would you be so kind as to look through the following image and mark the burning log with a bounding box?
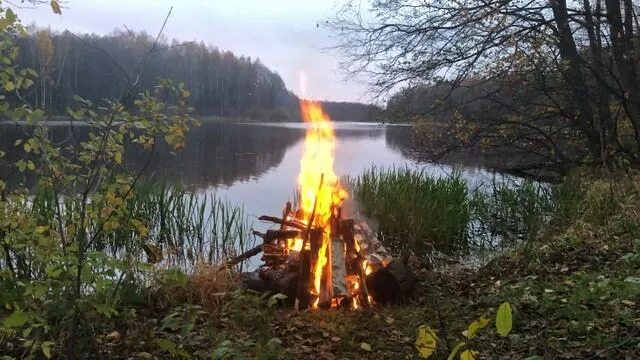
[330,238,348,297]
[238,100,416,310]
[341,219,370,306]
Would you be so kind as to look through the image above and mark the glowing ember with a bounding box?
[287,238,304,252]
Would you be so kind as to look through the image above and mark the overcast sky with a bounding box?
[10,0,371,103]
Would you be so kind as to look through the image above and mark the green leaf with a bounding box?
[460,349,477,360]
[4,81,15,92]
[624,276,640,284]
[268,293,287,307]
[154,338,177,353]
[212,340,233,359]
[415,325,437,358]
[0,8,16,30]
[447,341,466,360]
[466,315,490,339]
[41,341,55,359]
[3,310,31,328]
[50,0,62,14]
[16,160,26,172]
[496,302,513,337]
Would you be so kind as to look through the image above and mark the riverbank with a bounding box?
[83,170,640,359]
[1,168,637,359]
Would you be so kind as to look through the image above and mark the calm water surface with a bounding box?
[158,122,501,229]
[0,120,506,238]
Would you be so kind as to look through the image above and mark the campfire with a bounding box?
[236,100,415,309]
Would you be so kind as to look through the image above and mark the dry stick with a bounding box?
[295,174,324,310]
[433,284,450,353]
[281,202,292,256]
[258,216,306,231]
[280,202,292,231]
[224,244,263,268]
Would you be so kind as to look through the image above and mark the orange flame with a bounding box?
[297,100,347,304]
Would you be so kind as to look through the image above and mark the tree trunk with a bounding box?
[550,0,602,160]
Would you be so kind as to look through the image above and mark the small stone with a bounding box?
[331,336,341,342]
[360,342,372,352]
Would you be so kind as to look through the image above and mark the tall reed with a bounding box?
[348,167,560,263]
[121,182,253,270]
[347,167,470,258]
[9,182,252,277]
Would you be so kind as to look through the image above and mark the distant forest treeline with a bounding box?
[7,27,380,122]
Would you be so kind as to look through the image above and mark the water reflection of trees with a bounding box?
[0,123,304,190]
[384,125,418,160]
[1,122,422,190]
[126,123,302,189]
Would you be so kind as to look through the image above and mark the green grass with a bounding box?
[347,167,470,259]
[348,167,564,262]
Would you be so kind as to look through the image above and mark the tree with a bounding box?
[1,5,196,358]
[35,29,53,109]
[331,0,640,171]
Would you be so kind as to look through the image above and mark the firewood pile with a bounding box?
[234,202,416,309]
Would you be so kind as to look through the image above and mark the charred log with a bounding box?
[241,268,298,305]
[366,260,416,305]
[252,229,301,243]
[240,271,267,292]
[295,249,312,310]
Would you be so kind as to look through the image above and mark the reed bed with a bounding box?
[124,182,253,270]
[348,167,558,263]
[347,167,470,258]
[15,182,253,276]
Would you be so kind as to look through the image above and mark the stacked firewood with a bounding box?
[234,202,416,309]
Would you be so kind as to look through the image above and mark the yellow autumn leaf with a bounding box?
[460,349,477,360]
[114,151,122,164]
[415,325,437,358]
[466,315,490,339]
[50,0,62,14]
[142,243,163,264]
[496,302,513,337]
